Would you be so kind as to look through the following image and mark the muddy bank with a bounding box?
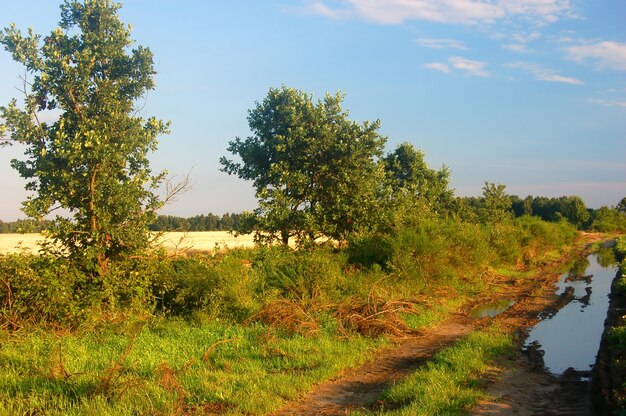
[594,262,626,414]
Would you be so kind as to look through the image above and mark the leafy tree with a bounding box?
[559,196,590,229]
[479,182,512,223]
[220,86,386,245]
[0,0,169,273]
[382,142,453,221]
[617,197,626,215]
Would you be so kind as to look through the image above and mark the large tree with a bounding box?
[220,86,386,245]
[0,0,169,272]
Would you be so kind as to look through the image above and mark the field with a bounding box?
[0,231,256,255]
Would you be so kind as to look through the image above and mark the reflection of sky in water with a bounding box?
[524,255,617,375]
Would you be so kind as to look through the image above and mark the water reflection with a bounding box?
[523,253,617,376]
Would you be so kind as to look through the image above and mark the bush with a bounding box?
[151,251,259,320]
[251,246,346,306]
[346,233,394,270]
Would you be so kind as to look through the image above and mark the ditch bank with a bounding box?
[594,251,626,414]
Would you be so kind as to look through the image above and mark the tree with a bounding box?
[0,0,169,273]
[617,197,626,215]
[382,142,453,223]
[560,196,590,229]
[479,182,512,223]
[220,86,386,245]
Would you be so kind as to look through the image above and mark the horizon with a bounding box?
[1,0,625,221]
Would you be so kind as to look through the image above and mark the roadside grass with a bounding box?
[0,319,388,415]
[359,328,513,416]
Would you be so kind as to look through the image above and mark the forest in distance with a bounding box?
[2,194,625,234]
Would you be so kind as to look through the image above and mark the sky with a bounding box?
[0,0,625,220]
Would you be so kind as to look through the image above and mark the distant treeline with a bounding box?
[148,213,246,232]
[2,196,624,233]
[458,194,626,232]
[0,219,52,233]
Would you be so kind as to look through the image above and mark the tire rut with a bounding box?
[273,315,476,415]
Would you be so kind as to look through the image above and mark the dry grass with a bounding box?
[0,231,257,255]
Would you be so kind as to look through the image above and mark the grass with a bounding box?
[360,328,513,416]
[0,318,388,415]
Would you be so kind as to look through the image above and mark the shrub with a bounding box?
[251,246,346,306]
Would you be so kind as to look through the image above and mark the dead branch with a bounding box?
[162,170,193,207]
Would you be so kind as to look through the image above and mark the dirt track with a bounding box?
[273,233,607,415]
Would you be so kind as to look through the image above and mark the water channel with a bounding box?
[523,252,618,376]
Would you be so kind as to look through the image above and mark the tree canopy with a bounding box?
[382,142,453,225]
[0,0,169,272]
[221,86,386,245]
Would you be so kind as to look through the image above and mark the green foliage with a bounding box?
[589,206,626,232]
[0,0,169,272]
[616,197,626,215]
[0,254,155,329]
[220,86,386,245]
[148,212,246,232]
[0,219,52,233]
[151,252,258,320]
[382,142,453,225]
[479,182,512,223]
[252,246,346,306]
[346,233,395,270]
[510,195,593,229]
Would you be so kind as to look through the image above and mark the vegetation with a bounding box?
[0,0,170,273]
[0,215,578,414]
[148,213,246,232]
[0,1,623,415]
[370,329,512,415]
[600,236,626,411]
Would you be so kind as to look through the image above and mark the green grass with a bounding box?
[0,318,388,415]
[362,328,513,416]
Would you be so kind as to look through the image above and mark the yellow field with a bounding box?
[0,231,256,255]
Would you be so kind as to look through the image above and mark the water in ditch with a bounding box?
[523,251,618,376]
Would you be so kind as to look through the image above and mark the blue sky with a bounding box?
[1,0,625,220]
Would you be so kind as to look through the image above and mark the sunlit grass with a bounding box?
[0,318,387,415]
[364,328,512,416]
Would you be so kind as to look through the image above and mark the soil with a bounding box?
[272,233,609,416]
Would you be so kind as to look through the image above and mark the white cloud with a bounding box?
[423,62,452,73]
[503,44,533,53]
[506,61,583,85]
[565,41,626,71]
[304,2,349,20]
[416,38,467,50]
[589,98,626,108]
[424,57,489,77]
[305,0,573,25]
[449,56,489,77]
